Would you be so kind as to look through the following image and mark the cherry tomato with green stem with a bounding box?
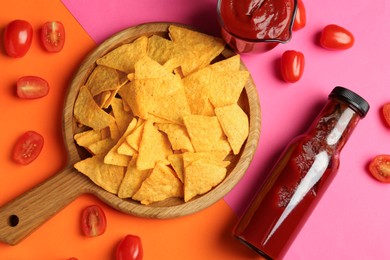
[292,0,306,31]
[12,131,44,165]
[116,234,143,260]
[16,76,50,99]
[280,50,305,83]
[40,21,65,53]
[369,155,390,183]
[81,205,107,237]
[320,24,354,50]
[4,20,33,58]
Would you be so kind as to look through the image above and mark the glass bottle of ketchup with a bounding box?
[234,86,370,259]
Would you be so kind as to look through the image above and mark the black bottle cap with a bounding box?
[329,86,370,118]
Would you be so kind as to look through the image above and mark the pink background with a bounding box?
[62,0,390,258]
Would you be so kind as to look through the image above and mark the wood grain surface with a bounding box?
[0,22,261,245]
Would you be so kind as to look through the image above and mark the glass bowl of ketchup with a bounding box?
[217,0,298,53]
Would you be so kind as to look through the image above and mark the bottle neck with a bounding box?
[308,98,362,152]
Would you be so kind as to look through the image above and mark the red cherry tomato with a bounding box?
[320,24,354,50]
[40,21,65,53]
[116,234,143,260]
[281,50,305,83]
[3,20,33,58]
[16,76,50,99]
[12,131,44,165]
[382,103,390,127]
[369,155,390,183]
[81,205,107,237]
[292,0,306,31]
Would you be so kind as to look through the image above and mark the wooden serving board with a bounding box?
[0,22,261,245]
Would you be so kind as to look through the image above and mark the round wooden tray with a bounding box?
[0,22,261,245]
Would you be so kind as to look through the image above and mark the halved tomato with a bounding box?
[12,131,44,165]
[369,155,390,183]
[81,205,107,237]
[16,76,49,99]
[40,21,65,53]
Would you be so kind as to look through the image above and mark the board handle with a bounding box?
[0,166,90,245]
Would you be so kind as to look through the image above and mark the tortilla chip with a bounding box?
[156,123,194,152]
[96,36,148,73]
[111,97,133,136]
[118,155,150,198]
[207,70,249,108]
[183,115,231,154]
[182,71,215,116]
[74,130,102,148]
[119,77,190,124]
[208,54,241,71]
[147,113,177,124]
[132,162,183,205]
[85,65,120,96]
[182,151,230,168]
[93,90,112,108]
[108,121,121,141]
[147,35,176,65]
[147,34,200,76]
[183,69,249,115]
[104,118,138,166]
[102,85,124,109]
[215,103,249,155]
[184,159,227,202]
[117,141,136,156]
[125,120,145,151]
[168,25,225,75]
[74,155,124,194]
[74,85,115,130]
[134,55,175,80]
[137,120,173,170]
[167,153,184,183]
[87,138,115,155]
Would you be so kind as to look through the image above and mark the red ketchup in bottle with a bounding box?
[234,87,370,259]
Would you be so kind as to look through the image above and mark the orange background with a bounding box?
[0,0,260,259]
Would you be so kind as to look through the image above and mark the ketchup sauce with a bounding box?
[218,0,296,41]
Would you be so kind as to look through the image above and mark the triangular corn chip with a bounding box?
[183,115,231,154]
[184,159,227,202]
[215,104,249,155]
[168,153,184,183]
[118,155,150,198]
[85,65,120,96]
[134,56,175,80]
[104,118,137,166]
[132,162,183,205]
[74,155,124,194]
[137,120,172,170]
[156,123,194,152]
[168,25,225,75]
[96,36,148,73]
[74,85,115,130]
